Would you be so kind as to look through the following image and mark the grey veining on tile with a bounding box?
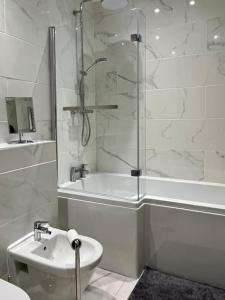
[98,146,136,169]
[146,149,204,180]
[147,21,206,60]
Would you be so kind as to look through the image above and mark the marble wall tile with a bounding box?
[147,21,206,60]
[146,87,205,119]
[132,0,186,30]
[0,161,57,227]
[0,141,56,173]
[7,79,35,96]
[0,78,7,122]
[5,0,49,47]
[57,88,78,121]
[0,0,5,33]
[147,119,225,152]
[185,0,225,23]
[146,149,204,180]
[33,84,51,121]
[0,122,9,143]
[36,42,50,86]
[147,52,225,90]
[204,151,225,183]
[207,17,225,52]
[38,0,76,27]
[34,120,52,140]
[193,119,225,151]
[96,146,144,174]
[56,24,77,90]
[146,119,202,151]
[206,85,225,118]
[94,9,141,49]
[0,33,43,82]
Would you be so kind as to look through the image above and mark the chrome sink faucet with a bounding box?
[34,221,51,241]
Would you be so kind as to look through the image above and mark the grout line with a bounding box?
[146,49,225,63]
[0,30,45,50]
[90,272,112,285]
[114,278,128,298]
[111,278,126,298]
[144,84,225,92]
[0,160,56,176]
[146,118,225,121]
[1,75,50,86]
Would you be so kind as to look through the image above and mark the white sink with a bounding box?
[8,227,103,300]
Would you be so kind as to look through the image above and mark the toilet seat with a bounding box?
[0,279,30,300]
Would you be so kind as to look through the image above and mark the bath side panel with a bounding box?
[145,204,225,289]
[64,197,144,278]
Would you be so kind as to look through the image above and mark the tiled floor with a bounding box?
[82,268,139,300]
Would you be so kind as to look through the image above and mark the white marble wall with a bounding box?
[0,141,57,279]
[136,0,225,183]
[92,0,225,183]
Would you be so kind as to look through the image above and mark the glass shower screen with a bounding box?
[94,8,146,200]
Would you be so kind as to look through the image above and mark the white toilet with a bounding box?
[0,279,30,300]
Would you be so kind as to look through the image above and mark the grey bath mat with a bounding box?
[128,268,225,300]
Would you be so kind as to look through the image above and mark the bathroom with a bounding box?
[1,0,225,299]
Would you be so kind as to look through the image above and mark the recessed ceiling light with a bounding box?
[171,51,176,55]
[214,34,219,40]
[189,0,195,6]
[154,8,160,14]
[155,35,160,40]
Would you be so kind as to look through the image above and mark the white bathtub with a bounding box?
[58,173,225,289]
[59,172,225,210]
[60,173,142,201]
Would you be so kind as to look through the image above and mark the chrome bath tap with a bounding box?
[70,164,89,182]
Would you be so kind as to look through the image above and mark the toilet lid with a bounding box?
[0,279,30,300]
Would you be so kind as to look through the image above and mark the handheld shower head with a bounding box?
[81,57,108,76]
[95,57,108,63]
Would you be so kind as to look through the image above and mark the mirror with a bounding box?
[5,97,36,143]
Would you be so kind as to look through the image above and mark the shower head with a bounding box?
[81,57,108,76]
